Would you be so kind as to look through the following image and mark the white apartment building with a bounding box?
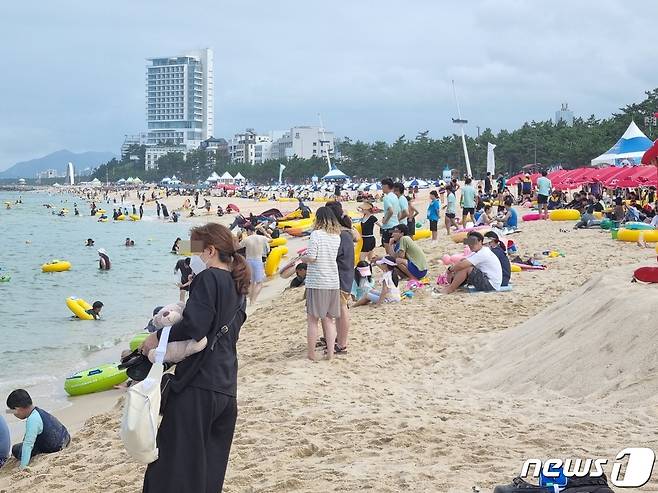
[145,48,214,149]
[270,126,335,161]
[121,133,147,159]
[145,145,187,170]
[228,129,277,164]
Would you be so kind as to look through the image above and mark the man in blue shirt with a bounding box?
[380,178,400,252]
[536,170,552,220]
[6,389,70,469]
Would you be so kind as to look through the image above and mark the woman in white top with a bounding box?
[353,256,401,306]
[299,207,342,361]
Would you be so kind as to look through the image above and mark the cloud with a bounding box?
[1,0,656,169]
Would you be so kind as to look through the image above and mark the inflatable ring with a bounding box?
[130,332,149,351]
[624,222,655,231]
[278,217,314,229]
[64,363,128,396]
[116,214,125,220]
[66,297,94,320]
[511,264,522,273]
[0,275,10,282]
[615,229,658,242]
[265,246,288,277]
[129,214,140,221]
[269,237,288,247]
[522,213,540,221]
[285,227,312,237]
[549,209,580,221]
[412,229,431,241]
[593,211,604,220]
[42,260,71,272]
[280,209,303,220]
[97,209,106,214]
[450,228,491,243]
[98,218,108,222]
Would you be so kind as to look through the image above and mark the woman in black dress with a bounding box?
[141,223,250,493]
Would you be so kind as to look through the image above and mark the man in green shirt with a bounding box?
[460,177,476,225]
[389,224,428,280]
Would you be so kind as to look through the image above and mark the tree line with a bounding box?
[92,88,658,184]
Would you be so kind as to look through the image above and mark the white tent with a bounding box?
[117,178,126,184]
[133,177,143,184]
[591,121,654,166]
[322,167,349,181]
[234,172,245,181]
[219,171,234,182]
[207,171,221,182]
[90,178,102,188]
[161,176,171,183]
[126,177,135,184]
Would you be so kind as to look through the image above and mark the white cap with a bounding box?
[98,248,107,255]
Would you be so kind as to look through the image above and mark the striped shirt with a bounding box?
[305,230,340,290]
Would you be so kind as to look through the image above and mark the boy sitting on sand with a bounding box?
[6,389,70,469]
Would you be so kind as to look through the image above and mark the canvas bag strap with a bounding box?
[154,326,171,365]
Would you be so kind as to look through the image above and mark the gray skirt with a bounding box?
[305,288,341,319]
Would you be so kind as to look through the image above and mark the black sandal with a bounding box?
[315,337,327,348]
[334,344,347,355]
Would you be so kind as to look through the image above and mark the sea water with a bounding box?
[0,191,190,407]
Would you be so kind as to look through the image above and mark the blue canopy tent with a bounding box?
[591,121,654,166]
[322,166,349,181]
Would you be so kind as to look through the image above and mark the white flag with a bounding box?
[487,143,496,175]
[278,163,286,184]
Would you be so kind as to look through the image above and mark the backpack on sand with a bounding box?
[120,326,171,464]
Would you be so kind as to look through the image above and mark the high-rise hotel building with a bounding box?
[145,48,214,149]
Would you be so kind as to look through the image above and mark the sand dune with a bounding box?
[2,216,658,492]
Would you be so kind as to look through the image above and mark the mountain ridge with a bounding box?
[0,149,116,178]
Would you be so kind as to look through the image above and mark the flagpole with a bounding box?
[318,113,332,172]
[452,80,472,178]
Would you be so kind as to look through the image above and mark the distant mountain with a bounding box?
[0,149,116,179]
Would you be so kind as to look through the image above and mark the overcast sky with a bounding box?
[1,0,656,169]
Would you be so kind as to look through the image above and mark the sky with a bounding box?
[1,0,657,170]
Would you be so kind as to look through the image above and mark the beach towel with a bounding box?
[120,326,171,464]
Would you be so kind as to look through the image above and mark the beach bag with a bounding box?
[120,326,171,464]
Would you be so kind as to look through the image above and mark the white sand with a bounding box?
[2,195,658,492]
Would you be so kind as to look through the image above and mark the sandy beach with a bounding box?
[2,190,657,492]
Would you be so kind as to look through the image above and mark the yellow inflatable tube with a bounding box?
[549,209,580,221]
[412,229,431,241]
[42,260,72,272]
[279,217,314,229]
[265,246,288,277]
[616,229,658,243]
[129,214,140,221]
[353,223,363,265]
[269,237,288,247]
[66,297,94,320]
[116,214,125,221]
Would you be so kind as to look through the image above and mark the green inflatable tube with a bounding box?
[64,363,128,396]
[129,332,149,351]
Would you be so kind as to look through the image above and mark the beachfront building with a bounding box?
[145,144,187,170]
[121,133,147,159]
[555,103,574,126]
[145,48,214,149]
[270,126,335,161]
[228,129,277,165]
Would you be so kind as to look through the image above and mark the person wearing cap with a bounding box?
[440,231,502,294]
[98,248,111,270]
[389,224,428,281]
[85,238,94,247]
[85,301,104,320]
[353,256,401,306]
[358,202,380,261]
[483,231,511,288]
